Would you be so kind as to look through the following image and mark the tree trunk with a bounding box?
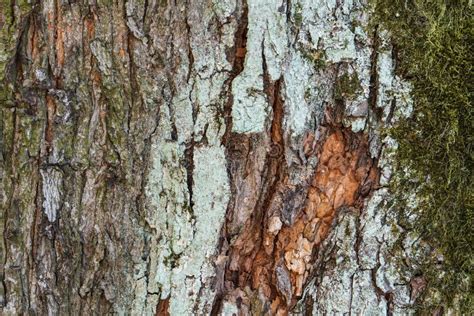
[1,0,421,314]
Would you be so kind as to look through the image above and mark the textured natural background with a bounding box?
[0,0,471,315]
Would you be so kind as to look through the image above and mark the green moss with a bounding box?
[96,0,118,6]
[294,3,303,27]
[344,222,352,237]
[164,252,181,269]
[304,87,312,101]
[334,72,362,101]
[250,291,266,315]
[301,48,327,71]
[17,0,32,11]
[371,0,473,312]
[350,19,362,33]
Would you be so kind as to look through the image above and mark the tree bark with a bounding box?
[1,0,420,315]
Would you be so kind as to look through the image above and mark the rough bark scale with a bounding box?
[1,0,420,314]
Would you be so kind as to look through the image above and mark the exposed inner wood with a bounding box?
[220,117,379,314]
[155,297,170,316]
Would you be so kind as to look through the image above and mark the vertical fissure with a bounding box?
[211,1,249,313]
[221,0,248,145]
[368,26,382,123]
[184,138,195,213]
[1,107,19,308]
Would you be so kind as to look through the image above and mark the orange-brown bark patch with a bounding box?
[222,127,379,314]
[155,297,170,316]
[56,23,64,70]
[85,16,95,40]
[268,128,378,311]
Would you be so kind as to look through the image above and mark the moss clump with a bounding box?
[293,3,303,27]
[334,73,362,101]
[301,48,327,70]
[372,0,473,312]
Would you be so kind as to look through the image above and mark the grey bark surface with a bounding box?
[1,0,419,315]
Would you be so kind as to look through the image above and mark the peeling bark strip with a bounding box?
[1,0,421,315]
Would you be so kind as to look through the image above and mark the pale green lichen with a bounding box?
[231,0,288,134]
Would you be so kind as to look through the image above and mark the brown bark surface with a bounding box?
[1,1,418,315]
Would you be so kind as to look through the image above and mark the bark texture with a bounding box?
[1,0,421,315]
